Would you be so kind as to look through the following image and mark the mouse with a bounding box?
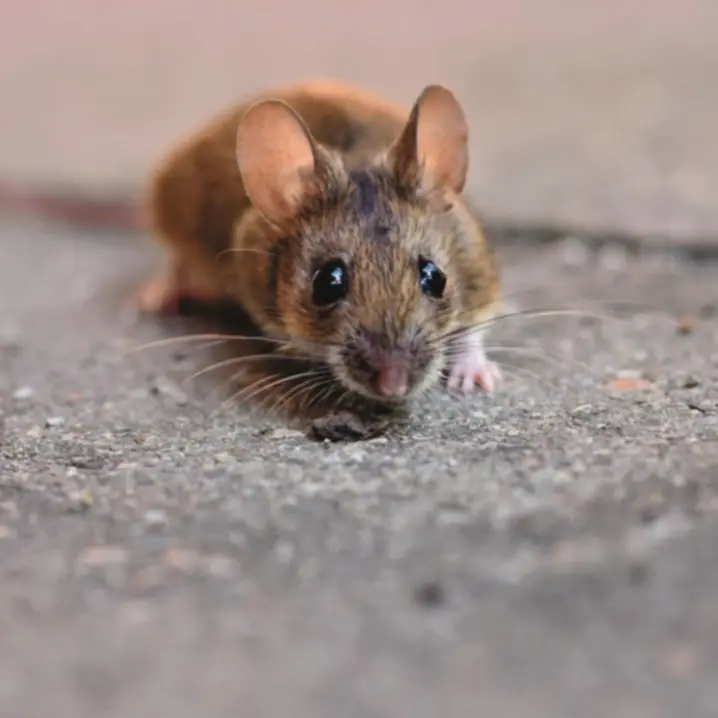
[0,79,502,425]
[136,78,503,417]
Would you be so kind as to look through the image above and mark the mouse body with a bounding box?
[139,79,502,410]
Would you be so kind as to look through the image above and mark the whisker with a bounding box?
[221,368,331,417]
[268,374,326,415]
[269,381,316,417]
[182,351,313,387]
[210,371,287,417]
[271,375,336,416]
[441,341,594,377]
[436,307,634,346]
[433,299,678,339]
[124,332,289,356]
[493,361,548,391]
[302,381,341,414]
[328,387,353,414]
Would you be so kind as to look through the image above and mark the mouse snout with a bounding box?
[340,329,434,402]
[373,354,410,400]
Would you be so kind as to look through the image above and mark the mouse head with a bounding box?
[236,84,493,405]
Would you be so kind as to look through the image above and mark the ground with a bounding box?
[2,0,718,714]
[1,216,717,717]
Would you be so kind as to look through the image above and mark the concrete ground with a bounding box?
[1,217,717,717]
[2,0,718,716]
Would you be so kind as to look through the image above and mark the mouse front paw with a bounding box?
[447,348,501,394]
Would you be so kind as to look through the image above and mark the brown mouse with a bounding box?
[138,79,503,411]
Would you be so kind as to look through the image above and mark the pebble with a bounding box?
[77,545,129,568]
[676,316,697,336]
[205,555,235,579]
[163,548,200,572]
[268,428,304,440]
[559,236,592,267]
[149,378,189,406]
[12,386,34,400]
[598,243,631,271]
[605,378,653,393]
[144,509,168,528]
[0,500,18,516]
[44,416,65,428]
[67,491,93,513]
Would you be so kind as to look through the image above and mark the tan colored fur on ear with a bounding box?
[236,99,319,228]
[389,84,469,195]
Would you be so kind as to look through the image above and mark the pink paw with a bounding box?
[447,354,502,394]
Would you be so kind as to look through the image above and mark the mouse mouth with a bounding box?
[327,341,443,405]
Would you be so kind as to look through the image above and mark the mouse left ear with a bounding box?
[388,84,469,196]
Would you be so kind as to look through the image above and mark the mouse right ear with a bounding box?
[388,84,469,197]
[236,99,320,228]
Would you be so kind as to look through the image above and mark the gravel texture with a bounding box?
[1,217,718,717]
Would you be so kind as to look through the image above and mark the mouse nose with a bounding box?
[374,355,410,400]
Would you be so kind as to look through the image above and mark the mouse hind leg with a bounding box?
[136,152,230,316]
[135,256,222,316]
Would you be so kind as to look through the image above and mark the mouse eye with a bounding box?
[418,256,446,299]
[312,259,349,306]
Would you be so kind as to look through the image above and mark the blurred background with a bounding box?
[1,0,717,239]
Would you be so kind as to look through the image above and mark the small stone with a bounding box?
[0,500,18,516]
[44,416,65,428]
[660,643,698,679]
[676,316,697,336]
[605,378,653,393]
[559,236,591,267]
[67,491,93,513]
[163,548,200,572]
[204,555,235,579]
[130,566,166,592]
[119,600,152,627]
[615,369,644,380]
[413,580,446,608]
[77,545,129,568]
[149,378,189,406]
[683,376,700,389]
[267,428,304,440]
[144,509,168,528]
[598,243,630,271]
[12,386,34,400]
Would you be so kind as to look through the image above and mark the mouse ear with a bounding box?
[388,84,469,195]
[236,99,320,228]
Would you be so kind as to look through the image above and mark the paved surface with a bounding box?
[1,216,717,717]
[3,1,718,713]
[3,0,718,240]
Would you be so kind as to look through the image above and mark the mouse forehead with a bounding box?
[305,168,438,256]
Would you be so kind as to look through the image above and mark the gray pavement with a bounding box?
[1,216,717,717]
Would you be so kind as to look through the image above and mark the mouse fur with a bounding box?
[139,78,502,412]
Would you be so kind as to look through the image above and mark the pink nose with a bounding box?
[375,358,409,399]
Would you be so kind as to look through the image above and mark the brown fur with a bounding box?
[141,78,501,407]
